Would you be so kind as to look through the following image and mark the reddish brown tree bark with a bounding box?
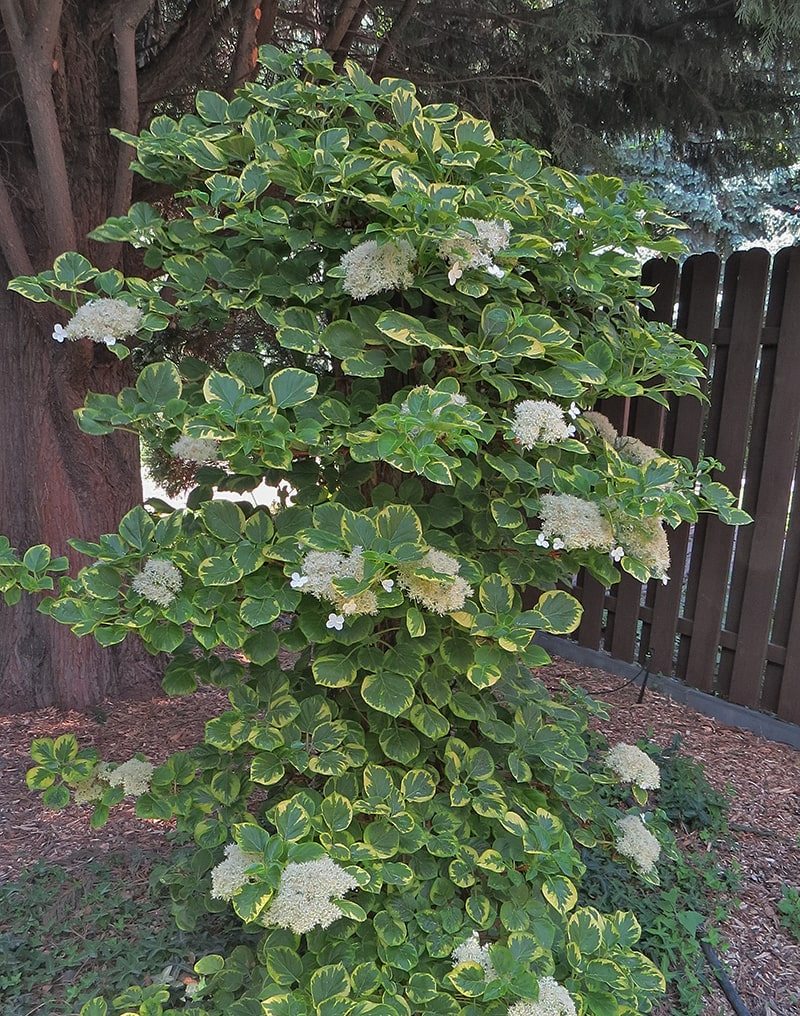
[0,288,158,711]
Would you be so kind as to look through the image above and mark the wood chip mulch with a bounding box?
[0,658,798,1016]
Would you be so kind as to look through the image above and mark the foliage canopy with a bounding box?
[5,48,748,1016]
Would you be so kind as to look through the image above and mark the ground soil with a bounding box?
[0,657,797,1016]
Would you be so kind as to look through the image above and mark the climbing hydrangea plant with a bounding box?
[6,47,749,1016]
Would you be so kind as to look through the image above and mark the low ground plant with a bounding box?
[580,739,739,1016]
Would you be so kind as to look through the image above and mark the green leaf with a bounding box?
[80,1000,109,1016]
[401,768,437,802]
[360,671,415,717]
[53,251,97,286]
[195,954,226,975]
[321,793,353,832]
[136,361,182,405]
[273,798,311,841]
[196,90,230,123]
[119,506,155,551]
[542,875,578,914]
[479,574,515,614]
[266,946,304,986]
[201,500,245,542]
[313,654,358,688]
[269,368,319,408]
[251,752,285,786]
[42,784,70,809]
[198,554,244,586]
[532,589,583,634]
[310,964,350,1006]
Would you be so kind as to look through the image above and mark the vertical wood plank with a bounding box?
[727,248,800,707]
[683,249,770,692]
[646,253,720,675]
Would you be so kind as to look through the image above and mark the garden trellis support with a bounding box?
[566,246,800,725]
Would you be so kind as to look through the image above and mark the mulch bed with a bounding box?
[0,658,798,1016]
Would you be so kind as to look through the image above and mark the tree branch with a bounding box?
[0,170,34,276]
[2,0,77,255]
[322,0,362,54]
[111,1,154,221]
[372,0,418,76]
[138,0,231,106]
[227,0,261,94]
[30,0,63,57]
[0,0,27,50]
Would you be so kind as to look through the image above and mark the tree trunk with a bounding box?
[0,289,161,712]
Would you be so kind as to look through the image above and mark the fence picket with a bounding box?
[683,250,770,693]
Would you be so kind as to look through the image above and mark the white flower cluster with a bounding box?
[511,400,577,449]
[508,977,577,1016]
[52,299,143,345]
[452,931,496,979]
[73,777,104,805]
[397,548,473,615]
[340,238,416,299]
[400,386,469,417]
[615,515,670,580]
[539,493,614,552]
[210,843,258,901]
[98,758,154,797]
[131,558,183,607]
[170,435,220,464]
[263,856,358,934]
[606,743,661,790]
[615,814,661,874]
[440,217,510,284]
[292,547,378,619]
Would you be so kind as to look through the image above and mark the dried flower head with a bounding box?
[583,411,619,444]
[615,814,661,874]
[606,743,661,790]
[340,238,415,299]
[263,856,358,934]
[615,515,670,579]
[539,493,614,552]
[508,976,577,1016]
[511,400,575,449]
[131,558,183,607]
[397,548,473,615]
[53,299,143,345]
[616,435,659,466]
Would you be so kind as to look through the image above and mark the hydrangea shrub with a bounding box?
[6,48,749,1016]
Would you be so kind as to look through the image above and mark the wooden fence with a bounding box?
[567,246,800,725]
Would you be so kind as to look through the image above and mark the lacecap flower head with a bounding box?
[340,238,415,299]
[508,976,577,1016]
[605,743,661,790]
[131,558,183,607]
[452,931,496,979]
[210,843,259,901]
[98,758,154,797]
[511,400,576,449]
[52,298,142,345]
[263,856,358,934]
[539,493,614,552]
[615,814,661,874]
[170,435,220,464]
[397,548,473,615]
